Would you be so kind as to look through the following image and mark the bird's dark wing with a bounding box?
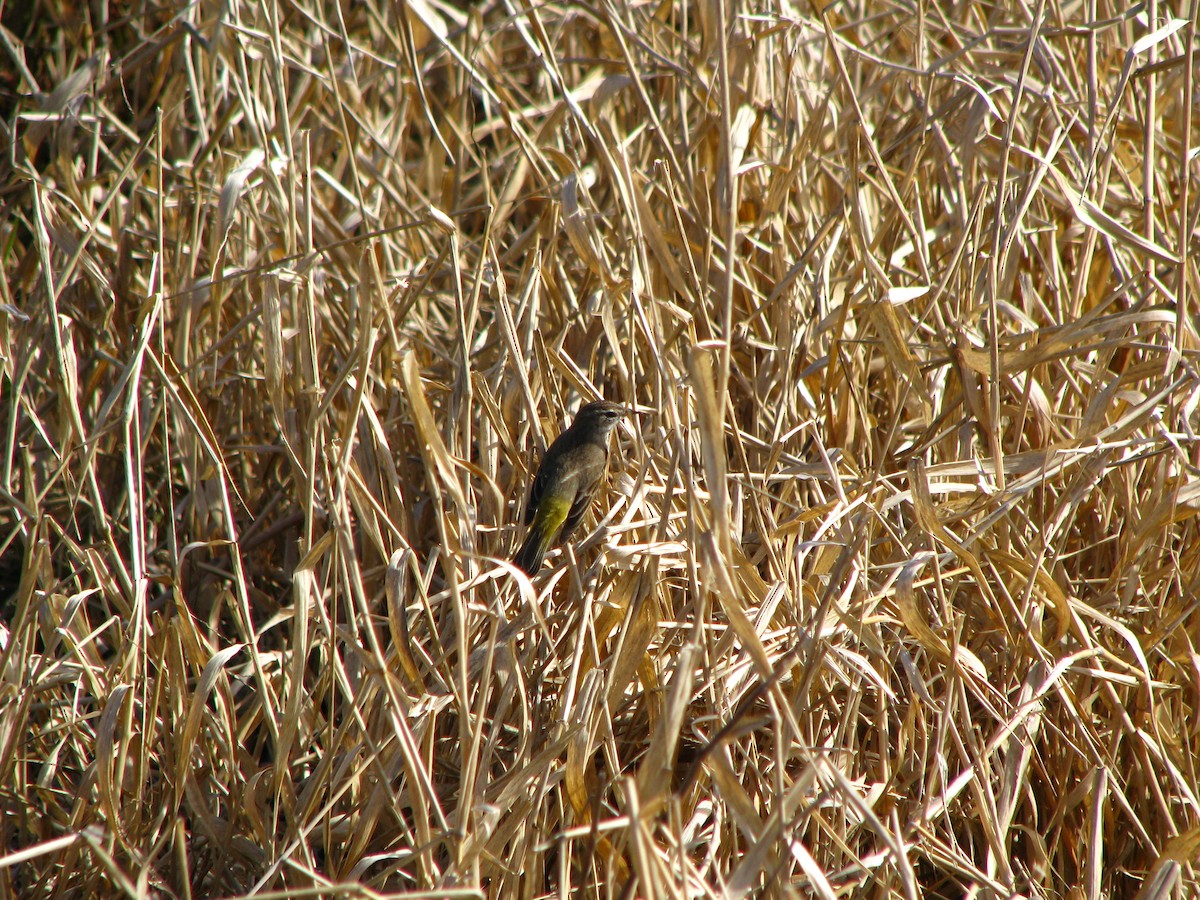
[525,424,576,525]
[558,444,608,540]
[559,488,592,541]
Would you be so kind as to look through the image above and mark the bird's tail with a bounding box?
[513,526,550,574]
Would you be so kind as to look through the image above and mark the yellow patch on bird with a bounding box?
[532,494,571,538]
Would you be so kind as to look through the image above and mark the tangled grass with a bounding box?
[2,0,1199,896]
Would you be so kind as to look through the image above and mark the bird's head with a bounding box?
[572,400,627,439]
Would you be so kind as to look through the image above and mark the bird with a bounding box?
[513,400,627,574]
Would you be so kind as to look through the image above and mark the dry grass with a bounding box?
[2,0,1200,896]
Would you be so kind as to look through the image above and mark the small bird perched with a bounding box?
[513,400,627,574]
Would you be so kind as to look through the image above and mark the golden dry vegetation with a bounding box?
[2,0,1200,896]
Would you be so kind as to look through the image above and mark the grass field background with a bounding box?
[3,0,1200,896]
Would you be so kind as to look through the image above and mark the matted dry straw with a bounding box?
[2,0,1199,896]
